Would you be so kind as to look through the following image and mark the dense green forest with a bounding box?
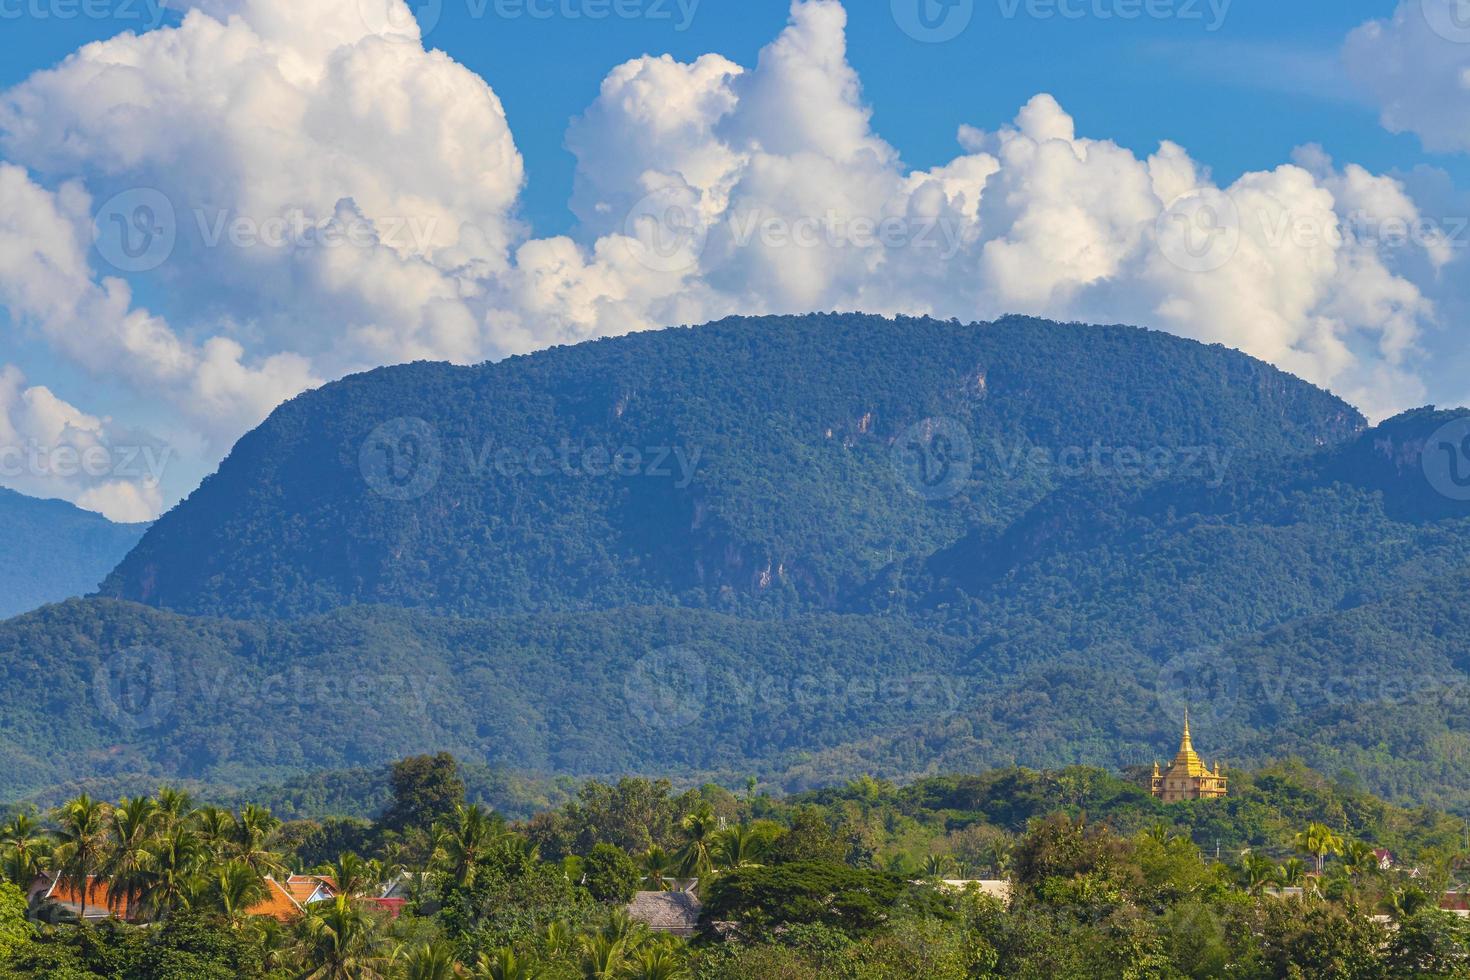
[5,755,1470,978]
[0,489,146,620]
[100,315,1363,620]
[4,315,1470,817]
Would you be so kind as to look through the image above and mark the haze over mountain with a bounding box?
[0,488,147,620]
[5,314,1470,810]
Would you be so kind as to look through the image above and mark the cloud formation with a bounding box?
[0,0,1466,517]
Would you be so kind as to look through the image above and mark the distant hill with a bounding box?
[12,314,1470,811]
[99,314,1364,620]
[0,488,147,620]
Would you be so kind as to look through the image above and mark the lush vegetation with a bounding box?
[5,755,1470,978]
[8,315,1470,813]
[100,314,1362,619]
[0,488,146,620]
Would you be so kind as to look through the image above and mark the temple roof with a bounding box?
[1165,710,1215,778]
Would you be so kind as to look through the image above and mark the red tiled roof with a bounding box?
[284,874,335,905]
[362,897,408,919]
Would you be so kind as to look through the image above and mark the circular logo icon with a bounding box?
[622,189,709,274]
[1423,0,1470,43]
[357,0,443,42]
[360,417,443,501]
[93,188,177,274]
[892,0,974,43]
[93,648,177,732]
[893,417,974,500]
[1156,189,1241,274]
[624,647,708,731]
[1423,416,1470,502]
[1154,649,1240,732]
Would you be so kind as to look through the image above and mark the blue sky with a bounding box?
[0,1,1446,232]
[0,0,1467,519]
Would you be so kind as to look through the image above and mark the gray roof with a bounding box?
[627,890,702,936]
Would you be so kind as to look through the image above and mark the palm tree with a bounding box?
[642,846,675,891]
[922,853,956,881]
[101,795,158,918]
[1341,840,1380,879]
[138,824,205,921]
[1293,823,1344,877]
[192,806,236,859]
[676,808,719,880]
[154,787,195,830]
[295,895,389,980]
[328,851,383,899]
[625,945,691,980]
[1383,885,1435,922]
[52,795,112,924]
[209,859,269,925]
[400,942,462,980]
[233,804,285,877]
[436,805,502,887]
[0,810,49,887]
[713,825,770,871]
[1277,857,1307,891]
[475,947,542,980]
[1239,852,1277,895]
[577,932,628,980]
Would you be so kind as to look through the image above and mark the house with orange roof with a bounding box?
[283,874,337,907]
[28,874,136,923]
[245,877,308,922]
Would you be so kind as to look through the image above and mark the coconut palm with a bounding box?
[1276,858,1307,891]
[475,947,542,980]
[922,854,957,881]
[1240,852,1277,895]
[436,805,503,887]
[192,806,237,859]
[0,810,49,887]
[101,795,159,918]
[328,851,383,899]
[207,859,269,925]
[1293,823,1344,876]
[399,942,462,980]
[576,931,628,980]
[138,824,205,921]
[641,846,675,891]
[51,795,112,924]
[233,804,285,877]
[713,825,770,871]
[154,787,195,830]
[1341,840,1381,879]
[676,808,719,879]
[295,895,389,980]
[625,945,691,980]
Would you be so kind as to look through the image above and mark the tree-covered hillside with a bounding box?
[99,314,1364,620]
[0,489,146,620]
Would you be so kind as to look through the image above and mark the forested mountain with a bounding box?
[5,314,1470,812]
[99,314,1363,620]
[0,488,147,619]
